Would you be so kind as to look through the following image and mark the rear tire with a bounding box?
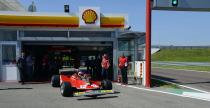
[51,75,60,87]
[60,82,74,97]
[101,80,112,90]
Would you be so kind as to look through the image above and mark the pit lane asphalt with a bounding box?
[152,68,210,92]
[152,61,210,66]
[0,82,210,108]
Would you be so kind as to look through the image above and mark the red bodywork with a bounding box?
[60,73,101,90]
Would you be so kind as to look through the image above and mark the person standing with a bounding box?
[89,57,95,79]
[85,57,90,74]
[118,53,128,85]
[42,54,49,80]
[101,54,110,80]
[26,54,34,81]
[73,56,80,69]
[17,52,26,85]
[95,55,102,80]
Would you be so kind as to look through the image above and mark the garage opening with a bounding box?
[22,42,113,82]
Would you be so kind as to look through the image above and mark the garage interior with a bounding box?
[23,42,113,81]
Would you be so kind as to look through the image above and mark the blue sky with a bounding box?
[19,0,210,46]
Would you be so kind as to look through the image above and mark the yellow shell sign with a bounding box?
[82,9,98,24]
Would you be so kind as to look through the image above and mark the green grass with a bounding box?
[152,48,210,62]
[152,64,210,72]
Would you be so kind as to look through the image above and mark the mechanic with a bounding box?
[89,57,96,79]
[95,55,102,80]
[118,53,128,85]
[85,57,90,74]
[26,53,34,81]
[17,52,26,85]
[101,54,110,80]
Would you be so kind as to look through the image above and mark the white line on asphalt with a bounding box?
[114,83,210,102]
[183,92,210,100]
[151,78,210,94]
[153,67,210,73]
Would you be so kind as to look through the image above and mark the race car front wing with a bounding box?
[74,90,114,97]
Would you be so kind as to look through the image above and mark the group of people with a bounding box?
[17,51,129,85]
[17,53,66,84]
[85,54,111,80]
[97,53,129,85]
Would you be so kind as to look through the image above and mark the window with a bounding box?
[138,36,145,45]
[0,30,17,41]
[70,31,111,37]
[23,31,68,37]
[118,40,135,51]
[130,40,135,51]
[118,41,129,51]
[2,45,16,65]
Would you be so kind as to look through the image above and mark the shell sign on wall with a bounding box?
[82,9,98,24]
[79,7,100,27]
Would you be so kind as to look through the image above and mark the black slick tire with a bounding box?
[60,82,73,97]
[51,75,60,87]
[101,80,112,90]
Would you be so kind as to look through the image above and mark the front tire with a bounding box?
[51,75,60,87]
[101,80,112,90]
[60,82,73,97]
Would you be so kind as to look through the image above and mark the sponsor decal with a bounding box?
[80,85,87,89]
[91,84,98,88]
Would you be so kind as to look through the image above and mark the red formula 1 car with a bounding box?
[51,68,113,97]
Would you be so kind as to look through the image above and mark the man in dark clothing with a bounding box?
[26,54,34,81]
[89,57,95,79]
[17,52,26,85]
[95,55,102,80]
[85,58,91,74]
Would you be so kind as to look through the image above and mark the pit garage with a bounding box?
[0,7,145,82]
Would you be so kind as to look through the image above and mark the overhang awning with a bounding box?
[0,14,79,27]
[101,17,124,28]
[0,12,125,28]
[118,31,145,39]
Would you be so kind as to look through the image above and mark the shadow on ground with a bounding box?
[77,90,120,101]
[181,81,210,85]
[77,96,118,101]
[21,81,50,84]
[151,75,179,88]
[0,87,33,90]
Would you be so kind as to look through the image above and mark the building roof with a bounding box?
[0,0,25,11]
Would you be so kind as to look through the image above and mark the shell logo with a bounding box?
[82,9,98,24]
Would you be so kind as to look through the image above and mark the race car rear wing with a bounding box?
[59,68,76,75]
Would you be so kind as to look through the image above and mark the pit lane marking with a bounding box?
[114,83,210,102]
